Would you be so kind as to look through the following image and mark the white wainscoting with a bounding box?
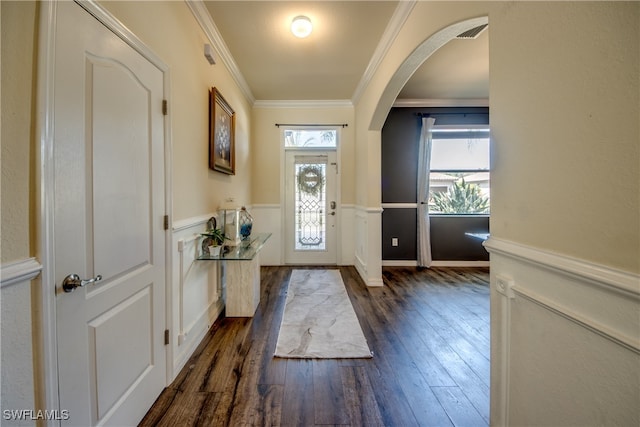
[1,258,42,423]
[354,206,384,287]
[484,237,640,426]
[171,215,224,377]
[249,204,282,266]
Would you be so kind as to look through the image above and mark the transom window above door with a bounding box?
[284,129,337,149]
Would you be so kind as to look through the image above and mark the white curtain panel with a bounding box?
[417,117,436,268]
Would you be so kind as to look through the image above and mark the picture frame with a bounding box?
[209,87,235,174]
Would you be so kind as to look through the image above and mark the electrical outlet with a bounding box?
[392,237,399,247]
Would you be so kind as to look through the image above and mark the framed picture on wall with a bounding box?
[209,87,235,174]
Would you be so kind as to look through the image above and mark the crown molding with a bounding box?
[351,0,417,105]
[186,0,255,105]
[393,98,490,108]
[253,99,353,109]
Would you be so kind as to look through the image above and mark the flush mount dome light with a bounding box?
[291,15,312,38]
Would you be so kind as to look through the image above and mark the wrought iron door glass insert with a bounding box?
[295,160,326,250]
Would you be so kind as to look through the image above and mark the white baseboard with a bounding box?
[431,260,490,267]
[382,260,489,267]
[173,299,224,377]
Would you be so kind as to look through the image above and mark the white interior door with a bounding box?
[53,2,166,425]
[285,151,338,264]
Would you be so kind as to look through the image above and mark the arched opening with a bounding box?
[372,15,492,424]
[370,16,489,131]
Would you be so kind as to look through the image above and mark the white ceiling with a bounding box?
[202,1,489,103]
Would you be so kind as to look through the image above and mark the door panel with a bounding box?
[91,55,153,278]
[54,3,166,426]
[285,151,337,264]
[89,286,152,419]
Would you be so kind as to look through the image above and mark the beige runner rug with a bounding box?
[274,269,372,359]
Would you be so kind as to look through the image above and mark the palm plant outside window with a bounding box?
[429,126,490,214]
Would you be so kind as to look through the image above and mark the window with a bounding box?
[429,126,490,214]
[284,129,337,148]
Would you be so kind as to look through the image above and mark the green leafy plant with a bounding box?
[206,228,229,246]
[432,179,489,214]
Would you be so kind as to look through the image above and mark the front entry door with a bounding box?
[53,2,167,425]
[285,151,338,264]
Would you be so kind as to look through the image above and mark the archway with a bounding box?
[370,16,489,131]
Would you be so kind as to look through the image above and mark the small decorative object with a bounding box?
[208,245,222,256]
[239,206,253,240]
[297,164,325,196]
[209,87,235,175]
[218,208,242,245]
[202,221,228,257]
[206,227,227,246]
[206,216,217,232]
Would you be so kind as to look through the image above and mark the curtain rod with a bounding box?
[275,123,348,128]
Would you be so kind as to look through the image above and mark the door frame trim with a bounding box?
[279,128,343,265]
[36,0,173,417]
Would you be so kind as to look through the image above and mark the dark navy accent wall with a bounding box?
[430,216,489,260]
[382,208,417,260]
[381,107,490,262]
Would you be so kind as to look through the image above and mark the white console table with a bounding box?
[198,233,271,317]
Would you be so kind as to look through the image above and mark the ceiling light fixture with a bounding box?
[291,15,312,38]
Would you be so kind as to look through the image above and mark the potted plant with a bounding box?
[204,227,228,256]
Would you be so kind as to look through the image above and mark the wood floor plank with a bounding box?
[139,389,223,427]
[281,359,315,426]
[339,270,423,426]
[432,386,488,427]
[340,366,385,427]
[383,308,457,387]
[313,360,350,425]
[141,265,490,427]
[366,288,455,426]
[417,299,491,386]
[172,318,251,394]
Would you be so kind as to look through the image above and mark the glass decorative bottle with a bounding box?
[239,206,253,240]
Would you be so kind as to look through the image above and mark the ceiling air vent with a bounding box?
[456,24,488,39]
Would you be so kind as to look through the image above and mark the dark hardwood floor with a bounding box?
[140,266,490,427]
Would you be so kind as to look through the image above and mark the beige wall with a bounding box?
[251,105,355,205]
[358,1,639,273]
[101,0,253,220]
[489,1,639,273]
[1,2,39,419]
[1,1,38,263]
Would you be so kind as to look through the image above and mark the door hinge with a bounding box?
[164,329,170,345]
[162,99,168,116]
[164,215,169,230]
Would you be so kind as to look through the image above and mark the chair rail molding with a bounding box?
[484,236,640,426]
[484,237,640,297]
[1,258,43,288]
